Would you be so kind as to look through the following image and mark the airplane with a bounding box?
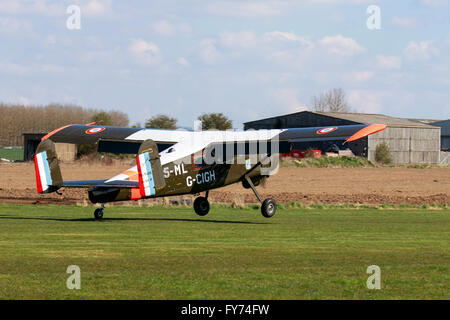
[33,123,387,219]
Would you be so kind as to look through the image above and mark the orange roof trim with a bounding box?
[345,123,387,143]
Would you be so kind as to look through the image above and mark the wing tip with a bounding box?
[345,123,387,143]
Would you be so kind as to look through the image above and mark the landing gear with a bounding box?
[94,204,105,220]
[261,198,277,218]
[194,191,210,216]
[244,175,277,218]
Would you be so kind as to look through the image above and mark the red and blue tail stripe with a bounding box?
[34,151,53,193]
[137,152,156,197]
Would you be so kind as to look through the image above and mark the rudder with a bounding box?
[136,139,166,197]
[34,139,63,194]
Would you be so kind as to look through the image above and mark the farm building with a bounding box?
[432,119,450,151]
[23,133,76,162]
[244,111,441,165]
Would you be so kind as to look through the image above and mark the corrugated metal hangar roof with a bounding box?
[244,111,440,129]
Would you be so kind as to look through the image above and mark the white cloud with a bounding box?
[0,17,32,34]
[348,90,385,113]
[129,39,162,66]
[376,55,402,70]
[0,61,70,75]
[262,31,313,47]
[343,71,374,82]
[206,1,285,18]
[199,39,220,64]
[421,0,449,5]
[272,88,308,113]
[82,0,113,17]
[151,20,192,37]
[403,41,440,62]
[0,0,64,16]
[220,31,258,48]
[152,20,176,36]
[0,1,23,14]
[205,0,375,18]
[391,17,417,28]
[177,57,190,67]
[319,34,365,56]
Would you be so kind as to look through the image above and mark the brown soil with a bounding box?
[0,162,449,206]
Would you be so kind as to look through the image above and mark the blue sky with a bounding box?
[0,0,449,128]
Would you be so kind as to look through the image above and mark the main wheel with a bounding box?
[94,208,104,220]
[261,198,276,218]
[194,197,210,216]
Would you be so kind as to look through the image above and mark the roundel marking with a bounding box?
[317,127,338,135]
[85,127,106,134]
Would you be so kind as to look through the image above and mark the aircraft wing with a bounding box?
[42,124,188,153]
[277,124,387,143]
[42,123,386,156]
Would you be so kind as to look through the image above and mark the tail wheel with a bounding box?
[194,197,210,216]
[261,198,276,218]
[94,208,104,220]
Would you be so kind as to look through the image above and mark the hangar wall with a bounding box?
[368,127,441,164]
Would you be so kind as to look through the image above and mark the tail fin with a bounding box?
[136,139,166,197]
[34,139,63,194]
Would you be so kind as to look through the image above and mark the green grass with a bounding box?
[0,148,23,161]
[288,156,374,168]
[0,204,448,299]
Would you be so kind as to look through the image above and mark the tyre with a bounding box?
[94,208,104,220]
[261,198,276,218]
[193,197,210,216]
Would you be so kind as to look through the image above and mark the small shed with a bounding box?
[23,133,77,162]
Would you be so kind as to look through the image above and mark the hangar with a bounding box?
[432,119,450,151]
[244,111,441,165]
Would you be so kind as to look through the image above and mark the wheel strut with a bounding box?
[244,175,276,218]
[244,175,263,203]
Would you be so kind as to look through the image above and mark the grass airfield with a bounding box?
[0,204,448,299]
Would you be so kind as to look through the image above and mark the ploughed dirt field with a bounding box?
[0,161,449,206]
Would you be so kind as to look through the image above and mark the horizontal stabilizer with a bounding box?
[62,180,139,188]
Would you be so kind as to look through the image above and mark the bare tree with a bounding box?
[0,103,130,147]
[311,88,351,113]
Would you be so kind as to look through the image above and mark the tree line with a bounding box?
[0,87,351,147]
[144,113,233,130]
[0,103,129,147]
